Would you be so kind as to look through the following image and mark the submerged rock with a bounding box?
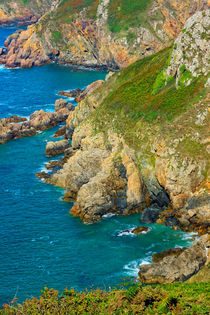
[139,238,207,283]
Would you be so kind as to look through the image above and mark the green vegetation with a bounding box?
[55,0,100,22]
[1,282,209,314]
[52,30,62,42]
[108,0,154,32]
[90,47,206,152]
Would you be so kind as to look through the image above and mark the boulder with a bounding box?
[55,99,74,112]
[139,238,207,283]
[132,226,150,235]
[45,140,70,157]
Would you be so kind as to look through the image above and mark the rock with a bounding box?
[141,206,161,224]
[49,131,149,222]
[75,80,104,103]
[55,99,74,112]
[139,238,207,283]
[35,171,51,181]
[132,226,150,235]
[45,157,67,170]
[165,10,210,87]
[45,140,70,157]
[152,247,187,263]
[53,125,66,138]
[6,115,27,123]
[58,88,83,99]
[0,1,207,70]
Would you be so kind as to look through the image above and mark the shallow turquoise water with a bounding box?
[0,27,193,305]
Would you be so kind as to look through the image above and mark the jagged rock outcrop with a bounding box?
[45,140,70,156]
[139,237,208,283]
[0,98,74,144]
[165,9,210,88]
[47,127,149,222]
[0,0,209,69]
[0,0,59,26]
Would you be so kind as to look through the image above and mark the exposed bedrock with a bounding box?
[0,99,74,144]
[47,127,149,223]
[45,139,70,157]
[0,1,209,69]
[139,235,209,284]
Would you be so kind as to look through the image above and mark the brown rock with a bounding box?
[35,171,51,181]
[132,226,150,235]
[152,247,187,263]
[139,238,207,283]
[53,126,66,138]
[45,140,70,157]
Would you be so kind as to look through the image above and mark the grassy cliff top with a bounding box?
[1,282,210,314]
[89,46,208,159]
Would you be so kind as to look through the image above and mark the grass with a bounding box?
[1,282,209,314]
[54,0,100,22]
[89,47,206,151]
[108,0,154,32]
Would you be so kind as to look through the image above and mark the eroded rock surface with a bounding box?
[139,238,208,283]
[0,1,208,69]
[45,140,70,157]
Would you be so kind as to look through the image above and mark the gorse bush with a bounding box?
[1,282,210,314]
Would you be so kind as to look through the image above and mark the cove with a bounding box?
[0,27,193,305]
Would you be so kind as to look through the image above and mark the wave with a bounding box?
[102,213,116,219]
[116,228,136,237]
[0,65,20,71]
[116,227,151,237]
[123,257,152,277]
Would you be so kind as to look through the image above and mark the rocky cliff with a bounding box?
[0,0,59,26]
[44,10,209,233]
[0,0,209,69]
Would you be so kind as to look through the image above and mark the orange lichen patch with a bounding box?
[0,9,7,18]
[70,203,80,216]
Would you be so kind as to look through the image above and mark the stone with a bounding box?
[152,247,187,263]
[140,206,161,224]
[139,238,207,283]
[132,226,150,235]
[45,140,70,157]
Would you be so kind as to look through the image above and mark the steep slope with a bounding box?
[47,10,209,233]
[0,0,209,69]
[0,0,59,26]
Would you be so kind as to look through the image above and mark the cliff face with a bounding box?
[0,0,59,26]
[0,0,209,69]
[45,10,209,231]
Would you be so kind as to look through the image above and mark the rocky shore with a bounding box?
[0,0,209,69]
[0,98,74,144]
[33,9,209,284]
[0,3,209,288]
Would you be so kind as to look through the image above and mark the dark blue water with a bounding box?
[0,27,194,305]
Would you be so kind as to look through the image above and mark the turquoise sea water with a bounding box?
[0,27,193,305]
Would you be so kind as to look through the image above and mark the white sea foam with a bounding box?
[181,231,197,241]
[102,213,116,219]
[117,228,136,237]
[116,227,151,237]
[123,257,152,277]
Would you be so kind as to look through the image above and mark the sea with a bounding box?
[0,26,194,305]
